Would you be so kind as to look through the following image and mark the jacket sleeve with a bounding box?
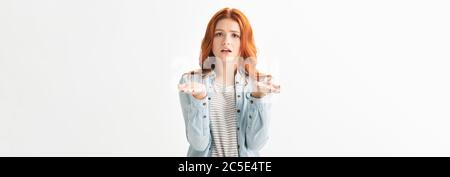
[245,92,271,151]
[178,75,211,151]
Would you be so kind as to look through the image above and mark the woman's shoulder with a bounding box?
[179,69,214,83]
[180,69,213,77]
[181,69,203,76]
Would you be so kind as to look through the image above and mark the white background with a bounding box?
[1,0,450,156]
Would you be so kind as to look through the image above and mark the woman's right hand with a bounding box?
[178,82,207,100]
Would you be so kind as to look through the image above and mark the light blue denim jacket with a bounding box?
[178,68,272,157]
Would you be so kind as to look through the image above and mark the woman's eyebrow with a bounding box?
[215,29,240,33]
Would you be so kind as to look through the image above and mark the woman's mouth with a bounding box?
[221,49,232,53]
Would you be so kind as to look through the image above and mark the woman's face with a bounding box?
[212,18,241,62]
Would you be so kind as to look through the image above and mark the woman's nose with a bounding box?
[223,36,231,45]
[222,40,231,46]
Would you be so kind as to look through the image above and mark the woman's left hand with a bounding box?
[251,80,280,98]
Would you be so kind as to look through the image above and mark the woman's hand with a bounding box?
[178,82,207,100]
[251,79,280,98]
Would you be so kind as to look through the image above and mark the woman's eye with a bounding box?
[232,34,240,38]
[215,32,223,37]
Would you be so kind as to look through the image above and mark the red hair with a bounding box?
[200,8,258,75]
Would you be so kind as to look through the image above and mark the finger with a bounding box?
[178,84,186,92]
[182,84,194,93]
[181,88,190,93]
[257,84,271,94]
[181,86,194,93]
[272,83,280,89]
[270,84,280,93]
[270,87,280,93]
[270,83,280,89]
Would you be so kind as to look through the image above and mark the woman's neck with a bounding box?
[214,58,237,86]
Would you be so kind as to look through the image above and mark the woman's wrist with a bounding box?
[192,92,207,100]
[251,92,267,98]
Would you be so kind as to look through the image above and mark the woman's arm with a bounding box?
[244,93,271,151]
[244,76,279,151]
[178,75,211,151]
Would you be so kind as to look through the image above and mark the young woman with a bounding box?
[178,8,280,157]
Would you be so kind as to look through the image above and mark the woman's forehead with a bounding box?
[215,18,240,33]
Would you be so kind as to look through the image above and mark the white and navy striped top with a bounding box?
[209,82,239,157]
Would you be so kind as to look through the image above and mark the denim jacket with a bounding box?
[178,68,271,157]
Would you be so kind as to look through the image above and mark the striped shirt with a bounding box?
[209,82,239,157]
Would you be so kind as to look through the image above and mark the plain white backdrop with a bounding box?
[1,0,450,156]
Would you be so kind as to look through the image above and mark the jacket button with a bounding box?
[203,115,206,118]
[237,127,240,131]
[203,103,206,106]
[249,115,252,119]
[237,95,240,98]
[208,97,211,100]
[238,145,240,149]
[236,81,239,84]
[250,100,253,104]
[237,109,240,113]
